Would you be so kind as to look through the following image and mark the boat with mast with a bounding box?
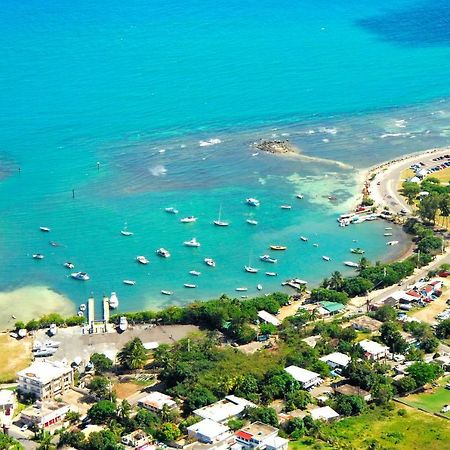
[120,222,133,236]
[213,204,229,227]
[184,238,201,247]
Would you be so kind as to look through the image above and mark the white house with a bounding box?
[193,395,255,423]
[310,406,339,422]
[359,340,389,360]
[319,352,350,370]
[257,310,281,327]
[20,401,70,429]
[138,392,177,414]
[0,390,16,430]
[17,361,73,400]
[121,429,151,449]
[284,366,323,390]
[236,422,288,450]
[187,418,231,444]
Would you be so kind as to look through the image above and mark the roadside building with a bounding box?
[310,406,339,422]
[235,422,288,450]
[187,419,231,444]
[319,352,350,370]
[349,316,382,333]
[257,310,281,327]
[0,390,16,431]
[333,384,371,402]
[193,395,255,423]
[20,401,70,429]
[17,361,73,400]
[318,301,345,315]
[138,391,177,415]
[433,355,450,371]
[121,429,151,449]
[284,366,323,390]
[359,340,389,360]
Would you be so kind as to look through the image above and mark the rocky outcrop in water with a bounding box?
[253,139,297,155]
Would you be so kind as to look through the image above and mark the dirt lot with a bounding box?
[0,333,32,382]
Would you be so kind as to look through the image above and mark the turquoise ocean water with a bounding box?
[1,0,450,313]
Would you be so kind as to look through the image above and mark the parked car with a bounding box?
[441,404,450,413]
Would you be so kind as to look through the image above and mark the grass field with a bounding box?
[426,167,450,184]
[289,404,450,450]
[0,333,31,383]
[402,377,450,418]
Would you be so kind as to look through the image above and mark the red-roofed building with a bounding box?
[235,422,288,450]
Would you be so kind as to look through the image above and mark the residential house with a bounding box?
[318,301,345,315]
[284,366,323,390]
[319,352,350,370]
[257,310,281,327]
[121,429,152,449]
[0,390,16,431]
[333,384,371,402]
[310,406,339,422]
[193,395,255,423]
[17,361,73,400]
[235,422,288,450]
[349,315,382,333]
[359,340,389,360]
[433,355,450,371]
[138,391,177,414]
[187,419,231,444]
[20,401,70,429]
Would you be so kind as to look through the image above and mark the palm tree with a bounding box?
[357,257,370,274]
[117,337,147,370]
[118,399,131,421]
[309,307,319,323]
[439,193,450,229]
[36,430,55,450]
[329,271,344,291]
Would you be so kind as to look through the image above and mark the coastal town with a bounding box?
[1,148,450,449]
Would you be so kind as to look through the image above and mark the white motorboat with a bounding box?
[385,227,393,230]
[244,265,259,273]
[79,303,86,312]
[180,216,197,223]
[64,262,75,269]
[265,271,278,276]
[322,256,331,261]
[165,207,179,214]
[109,292,119,309]
[123,279,136,285]
[161,290,173,295]
[384,233,393,236]
[184,237,201,247]
[260,254,277,264]
[39,226,51,232]
[204,258,216,267]
[300,236,308,242]
[213,205,229,227]
[344,261,359,268]
[246,219,258,225]
[77,311,84,317]
[119,316,128,332]
[280,205,292,210]
[236,287,248,292]
[257,284,263,291]
[189,270,201,276]
[156,248,171,258]
[121,230,134,236]
[33,253,44,259]
[387,240,399,246]
[246,198,260,207]
[18,329,27,338]
[34,348,57,357]
[136,255,149,265]
[71,272,90,281]
[49,323,57,336]
[313,243,319,247]
[296,194,304,199]
[183,284,196,289]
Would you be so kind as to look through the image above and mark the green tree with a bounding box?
[87,400,117,424]
[418,193,440,224]
[395,376,417,395]
[117,337,147,370]
[90,353,114,373]
[417,235,443,254]
[309,288,348,305]
[407,362,443,387]
[436,318,450,339]
[402,181,420,205]
[260,323,277,336]
[65,410,81,424]
[118,399,132,421]
[245,406,278,427]
[87,376,113,400]
[85,430,120,450]
[380,322,408,354]
[157,423,181,442]
[36,430,55,450]
[334,394,365,416]
[184,386,217,413]
[58,431,86,449]
[0,434,23,450]
[285,389,311,411]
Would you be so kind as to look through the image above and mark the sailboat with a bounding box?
[213,204,229,227]
[121,222,133,236]
[244,252,259,273]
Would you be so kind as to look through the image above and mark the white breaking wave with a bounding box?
[394,119,408,128]
[199,138,222,147]
[149,165,167,176]
[380,132,411,139]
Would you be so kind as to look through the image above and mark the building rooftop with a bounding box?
[285,366,321,384]
[187,418,230,440]
[139,391,176,410]
[236,421,278,441]
[333,384,370,398]
[21,401,69,420]
[349,315,382,332]
[0,390,15,405]
[193,395,255,423]
[17,361,72,384]
[319,352,350,368]
[257,310,281,327]
[310,406,339,421]
[359,339,389,356]
[319,301,345,313]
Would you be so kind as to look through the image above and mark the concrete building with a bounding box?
[333,384,371,402]
[187,419,231,444]
[17,361,73,400]
[0,390,16,431]
[193,395,255,423]
[319,352,350,369]
[20,401,70,429]
[235,422,288,450]
[121,429,151,449]
[257,310,281,327]
[310,406,339,422]
[284,366,323,390]
[138,392,177,414]
[359,340,389,361]
[349,315,382,333]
